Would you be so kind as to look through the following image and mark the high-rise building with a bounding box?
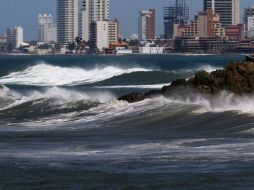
[163,0,189,39]
[197,9,225,38]
[138,9,155,41]
[212,12,225,37]
[90,21,109,51]
[246,16,254,38]
[81,0,109,42]
[177,9,225,38]
[203,0,240,27]
[108,18,119,44]
[243,6,254,37]
[6,26,23,48]
[38,14,57,42]
[198,9,214,37]
[57,0,78,45]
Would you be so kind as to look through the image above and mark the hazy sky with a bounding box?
[0,0,253,40]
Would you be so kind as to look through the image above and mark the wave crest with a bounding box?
[0,86,115,122]
[0,63,152,86]
[158,89,254,114]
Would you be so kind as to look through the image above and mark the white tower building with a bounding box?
[244,6,254,37]
[81,0,109,41]
[138,9,155,41]
[38,14,57,42]
[247,16,254,37]
[7,26,24,48]
[108,19,119,44]
[57,0,78,45]
[90,21,109,51]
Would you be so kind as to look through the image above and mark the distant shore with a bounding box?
[0,52,249,57]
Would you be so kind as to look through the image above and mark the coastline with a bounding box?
[0,52,250,57]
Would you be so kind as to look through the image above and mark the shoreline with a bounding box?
[0,52,249,57]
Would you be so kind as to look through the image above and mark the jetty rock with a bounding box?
[118,60,254,103]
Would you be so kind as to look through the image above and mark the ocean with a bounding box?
[0,54,254,189]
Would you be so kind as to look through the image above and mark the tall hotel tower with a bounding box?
[203,0,240,27]
[138,9,155,41]
[57,0,78,45]
[81,0,109,42]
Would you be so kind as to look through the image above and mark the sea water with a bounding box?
[0,54,253,189]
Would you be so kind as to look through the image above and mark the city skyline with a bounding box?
[0,0,253,40]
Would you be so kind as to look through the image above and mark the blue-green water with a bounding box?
[0,54,254,189]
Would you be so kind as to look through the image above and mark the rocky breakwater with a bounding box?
[118,61,254,103]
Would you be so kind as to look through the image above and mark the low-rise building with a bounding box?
[225,24,244,41]
[116,47,133,55]
[0,34,7,43]
[139,42,164,54]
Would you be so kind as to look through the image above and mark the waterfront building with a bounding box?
[176,9,225,38]
[174,36,238,53]
[57,0,78,45]
[0,34,7,43]
[212,13,225,37]
[38,14,57,42]
[198,9,214,37]
[115,47,133,55]
[243,7,254,38]
[246,16,254,38]
[243,7,254,33]
[203,0,240,27]
[138,9,155,41]
[81,0,109,42]
[6,26,24,48]
[225,24,244,40]
[139,46,164,54]
[163,0,189,39]
[129,34,138,41]
[90,21,109,51]
[181,18,198,37]
[108,18,119,45]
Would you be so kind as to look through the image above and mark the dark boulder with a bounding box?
[245,55,254,62]
[118,60,254,103]
[118,92,144,103]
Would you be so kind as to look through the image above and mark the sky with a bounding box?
[0,0,253,40]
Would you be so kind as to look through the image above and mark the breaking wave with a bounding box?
[0,86,115,123]
[151,89,254,114]
[0,63,152,86]
[0,62,221,87]
[176,65,222,74]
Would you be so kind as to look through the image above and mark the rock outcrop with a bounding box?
[118,61,254,103]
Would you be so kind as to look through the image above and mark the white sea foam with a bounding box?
[0,85,20,99]
[195,65,222,73]
[95,83,171,89]
[0,62,152,86]
[156,91,254,114]
[0,86,115,111]
[173,65,222,74]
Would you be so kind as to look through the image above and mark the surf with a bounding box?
[0,61,222,87]
[0,62,153,86]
